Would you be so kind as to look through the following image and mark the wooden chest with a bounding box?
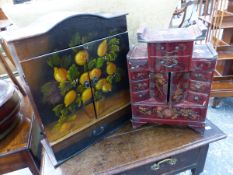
[127,28,217,130]
[4,12,130,165]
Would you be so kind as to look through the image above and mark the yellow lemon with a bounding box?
[89,68,102,80]
[81,88,93,103]
[75,50,89,66]
[95,78,107,90]
[102,83,112,93]
[97,40,107,57]
[106,62,117,75]
[64,90,76,107]
[54,67,67,83]
[79,72,89,85]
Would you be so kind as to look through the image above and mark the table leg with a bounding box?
[23,150,40,175]
[191,144,209,175]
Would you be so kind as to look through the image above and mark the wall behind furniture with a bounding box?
[1,0,178,45]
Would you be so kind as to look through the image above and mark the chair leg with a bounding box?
[0,51,26,96]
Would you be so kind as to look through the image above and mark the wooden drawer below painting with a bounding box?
[117,147,201,175]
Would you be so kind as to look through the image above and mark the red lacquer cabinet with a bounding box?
[127,28,217,130]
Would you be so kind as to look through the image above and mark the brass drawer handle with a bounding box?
[151,158,177,171]
[160,59,178,68]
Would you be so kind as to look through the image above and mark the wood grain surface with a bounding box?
[41,120,226,175]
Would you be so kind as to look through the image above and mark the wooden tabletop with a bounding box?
[0,96,33,156]
[41,119,226,175]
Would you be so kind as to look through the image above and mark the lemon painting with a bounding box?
[35,33,130,142]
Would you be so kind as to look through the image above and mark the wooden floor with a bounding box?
[3,97,233,175]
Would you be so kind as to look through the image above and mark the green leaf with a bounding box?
[47,54,60,68]
[60,108,69,117]
[106,75,114,84]
[59,82,74,96]
[106,53,117,62]
[61,56,73,69]
[68,103,77,114]
[94,90,103,101]
[52,104,64,117]
[83,64,88,72]
[96,57,105,68]
[109,38,119,46]
[76,85,85,93]
[88,59,96,70]
[110,45,120,52]
[75,94,82,107]
[67,64,80,81]
[114,72,121,82]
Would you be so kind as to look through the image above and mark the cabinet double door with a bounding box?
[131,71,211,122]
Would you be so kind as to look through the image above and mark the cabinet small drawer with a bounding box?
[186,91,209,106]
[128,71,149,81]
[120,147,200,175]
[131,90,150,102]
[131,104,154,118]
[148,42,193,57]
[130,79,149,92]
[127,58,148,70]
[190,72,213,82]
[191,59,216,72]
[189,80,211,93]
[151,56,190,73]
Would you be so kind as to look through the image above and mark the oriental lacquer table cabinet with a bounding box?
[4,12,131,165]
[127,27,217,131]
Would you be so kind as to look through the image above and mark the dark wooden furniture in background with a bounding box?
[0,94,41,175]
[198,0,233,107]
[41,120,226,175]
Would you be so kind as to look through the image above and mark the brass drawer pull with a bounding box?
[160,59,178,68]
[150,158,177,171]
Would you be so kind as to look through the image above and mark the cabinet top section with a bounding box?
[4,12,128,61]
[127,44,147,59]
[3,12,127,42]
[193,43,218,59]
[137,27,198,43]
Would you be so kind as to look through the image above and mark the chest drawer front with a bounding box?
[151,56,190,73]
[128,71,149,81]
[118,147,200,175]
[148,42,193,57]
[132,104,206,121]
[191,59,216,72]
[130,79,149,92]
[190,72,213,82]
[186,91,209,106]
[127,58,148,70]
[189,80,211,93]
[132,104,166,118]
[131,90,150,103]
